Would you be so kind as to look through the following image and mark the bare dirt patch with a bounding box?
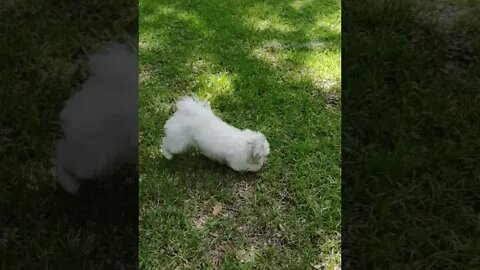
[207,241,236,267]
[412,1,476,72]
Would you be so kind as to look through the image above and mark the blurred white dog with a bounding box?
[161,96,270,172]
[51,41,138,194]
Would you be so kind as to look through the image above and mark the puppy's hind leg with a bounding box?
[160,140,173,160]
[161,135,191,160]
[55,165,81,194]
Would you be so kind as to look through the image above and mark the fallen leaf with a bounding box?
[212,202,223,216]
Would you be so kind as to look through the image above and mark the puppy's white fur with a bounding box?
[51,42,138,194]
[161,96,270,172]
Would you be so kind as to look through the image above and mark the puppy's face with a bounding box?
[247,133,270,167]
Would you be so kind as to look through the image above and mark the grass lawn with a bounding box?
[343,0,480,268]
[139,0,341,269]
[0,1,137,268]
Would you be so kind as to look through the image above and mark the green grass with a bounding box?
[0,1,137,269]
[343,0,480,268]
[139,0,341,269]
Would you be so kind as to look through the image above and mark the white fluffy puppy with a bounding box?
[161,96,270,172]
[51,41,138,194]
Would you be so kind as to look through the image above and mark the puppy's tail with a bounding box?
[175,96,212,116]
